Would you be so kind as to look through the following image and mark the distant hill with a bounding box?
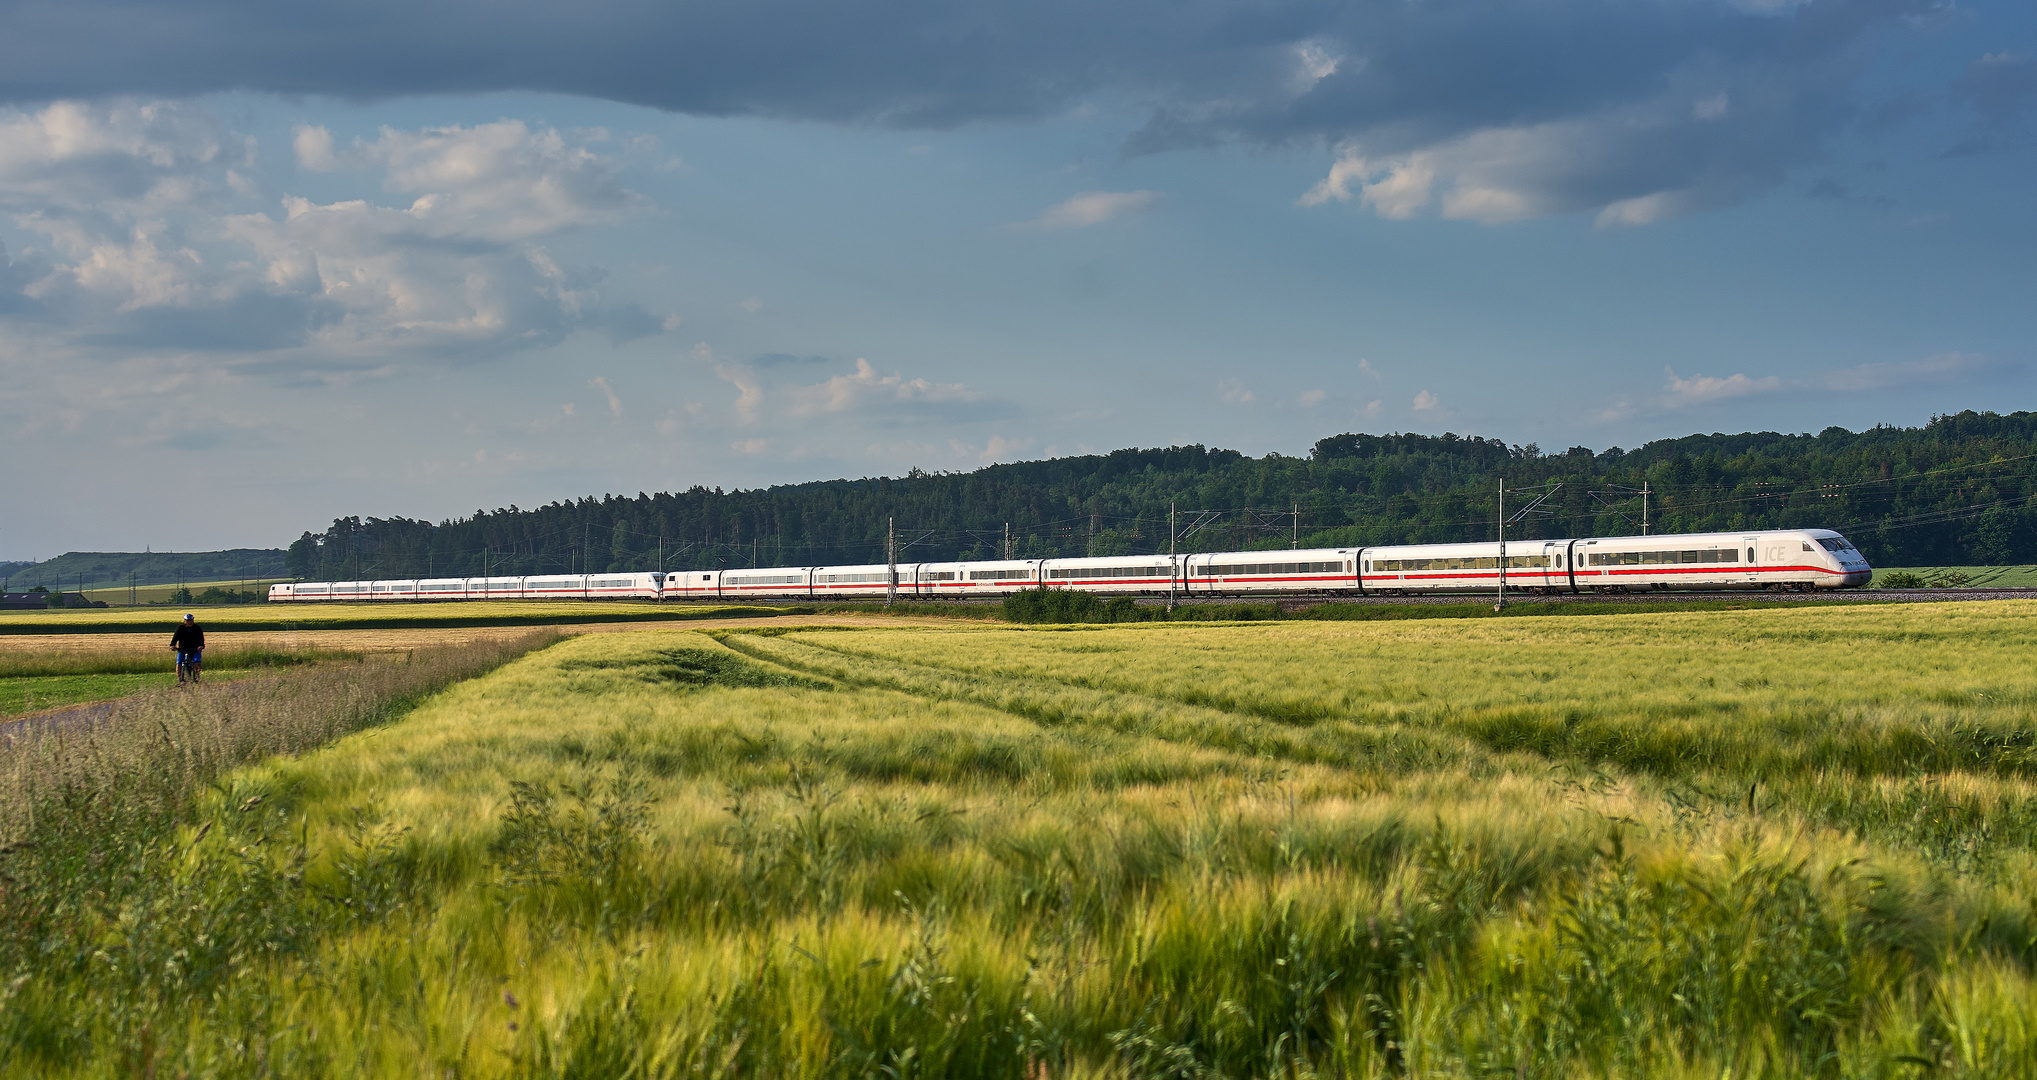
[286,410,2037,579]
[2,550,288,591]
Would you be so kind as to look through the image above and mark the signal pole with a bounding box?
[1168,502,1178,612]
[886,517,897,606]
[1292,502,1299,549]
[1641,482,1651,535]
[1003,522,1011,560]
[1495,479,1508,613]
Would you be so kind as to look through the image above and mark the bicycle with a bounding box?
[176,651,202,686]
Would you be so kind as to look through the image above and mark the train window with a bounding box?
[1746,548,1755,563]
[1590,548,1743,567]
[1803,542,1814,552]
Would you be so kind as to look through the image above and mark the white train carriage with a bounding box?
[716,568,814,600]
[908,560,1041,598]
[1184,548,1360,597]
[1037,555,1179,595]
[662,570,719,600]
[419,578,470,599]
[269,573,665,601]
[809,563,902,600]
[1360,541,1566,595]
[1570,529,1869,592]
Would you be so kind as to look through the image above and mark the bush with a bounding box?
[1878,571,1926,589]
[1002,587,1150,624]
[1001,587,1284,625]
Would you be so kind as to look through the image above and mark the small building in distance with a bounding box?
[0,590,107,609]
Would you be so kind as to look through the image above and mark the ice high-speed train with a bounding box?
[268,528,1871,603]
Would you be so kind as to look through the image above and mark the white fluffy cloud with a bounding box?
[0,101,666,365]
[1024,190,1160,229]
[1664,368,1784,405]
[295,120,650,242]
[1599,354,1996,422]
[714,357,1006,430]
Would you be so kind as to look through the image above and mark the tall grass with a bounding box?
[0,628,562,839]
[0,642,367,678]
[4,610,2036,1077]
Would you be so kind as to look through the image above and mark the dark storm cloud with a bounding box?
[73,292,340,352]
[0,0,1960,223]
[1957,51,2037,124]
[753,353,832,368]
[1945,50,2037,153]
[0,242,45,316]
[0,0,1926,138]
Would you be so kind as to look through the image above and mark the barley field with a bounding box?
[4,603,2037,1077]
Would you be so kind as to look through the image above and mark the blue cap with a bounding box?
[183,613,194,620]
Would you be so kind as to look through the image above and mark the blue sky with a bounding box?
[0,0,2031,557]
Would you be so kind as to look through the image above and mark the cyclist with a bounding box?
[170,612,205,685]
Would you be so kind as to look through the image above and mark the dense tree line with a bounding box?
[285,411,2037,580]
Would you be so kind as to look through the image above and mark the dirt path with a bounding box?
[0,614,985,655]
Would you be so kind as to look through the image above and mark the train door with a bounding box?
[1742,536,1761,584]
[1542,541,1562,590]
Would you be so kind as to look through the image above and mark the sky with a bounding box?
[0,0,2032,558]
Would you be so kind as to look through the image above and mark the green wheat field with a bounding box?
[5,602,2037,1077]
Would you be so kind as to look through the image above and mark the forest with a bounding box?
[284,410,2037,579]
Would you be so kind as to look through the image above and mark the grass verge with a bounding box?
[0,602,811,635]
[1,671,255,718]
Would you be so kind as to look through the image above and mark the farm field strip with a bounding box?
[1874,564,2037,588]
[7,612,2037,1076]
[71,578,294,605]
[2,671,259,718]
[0,615,978,654]
[0,601,805,634]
